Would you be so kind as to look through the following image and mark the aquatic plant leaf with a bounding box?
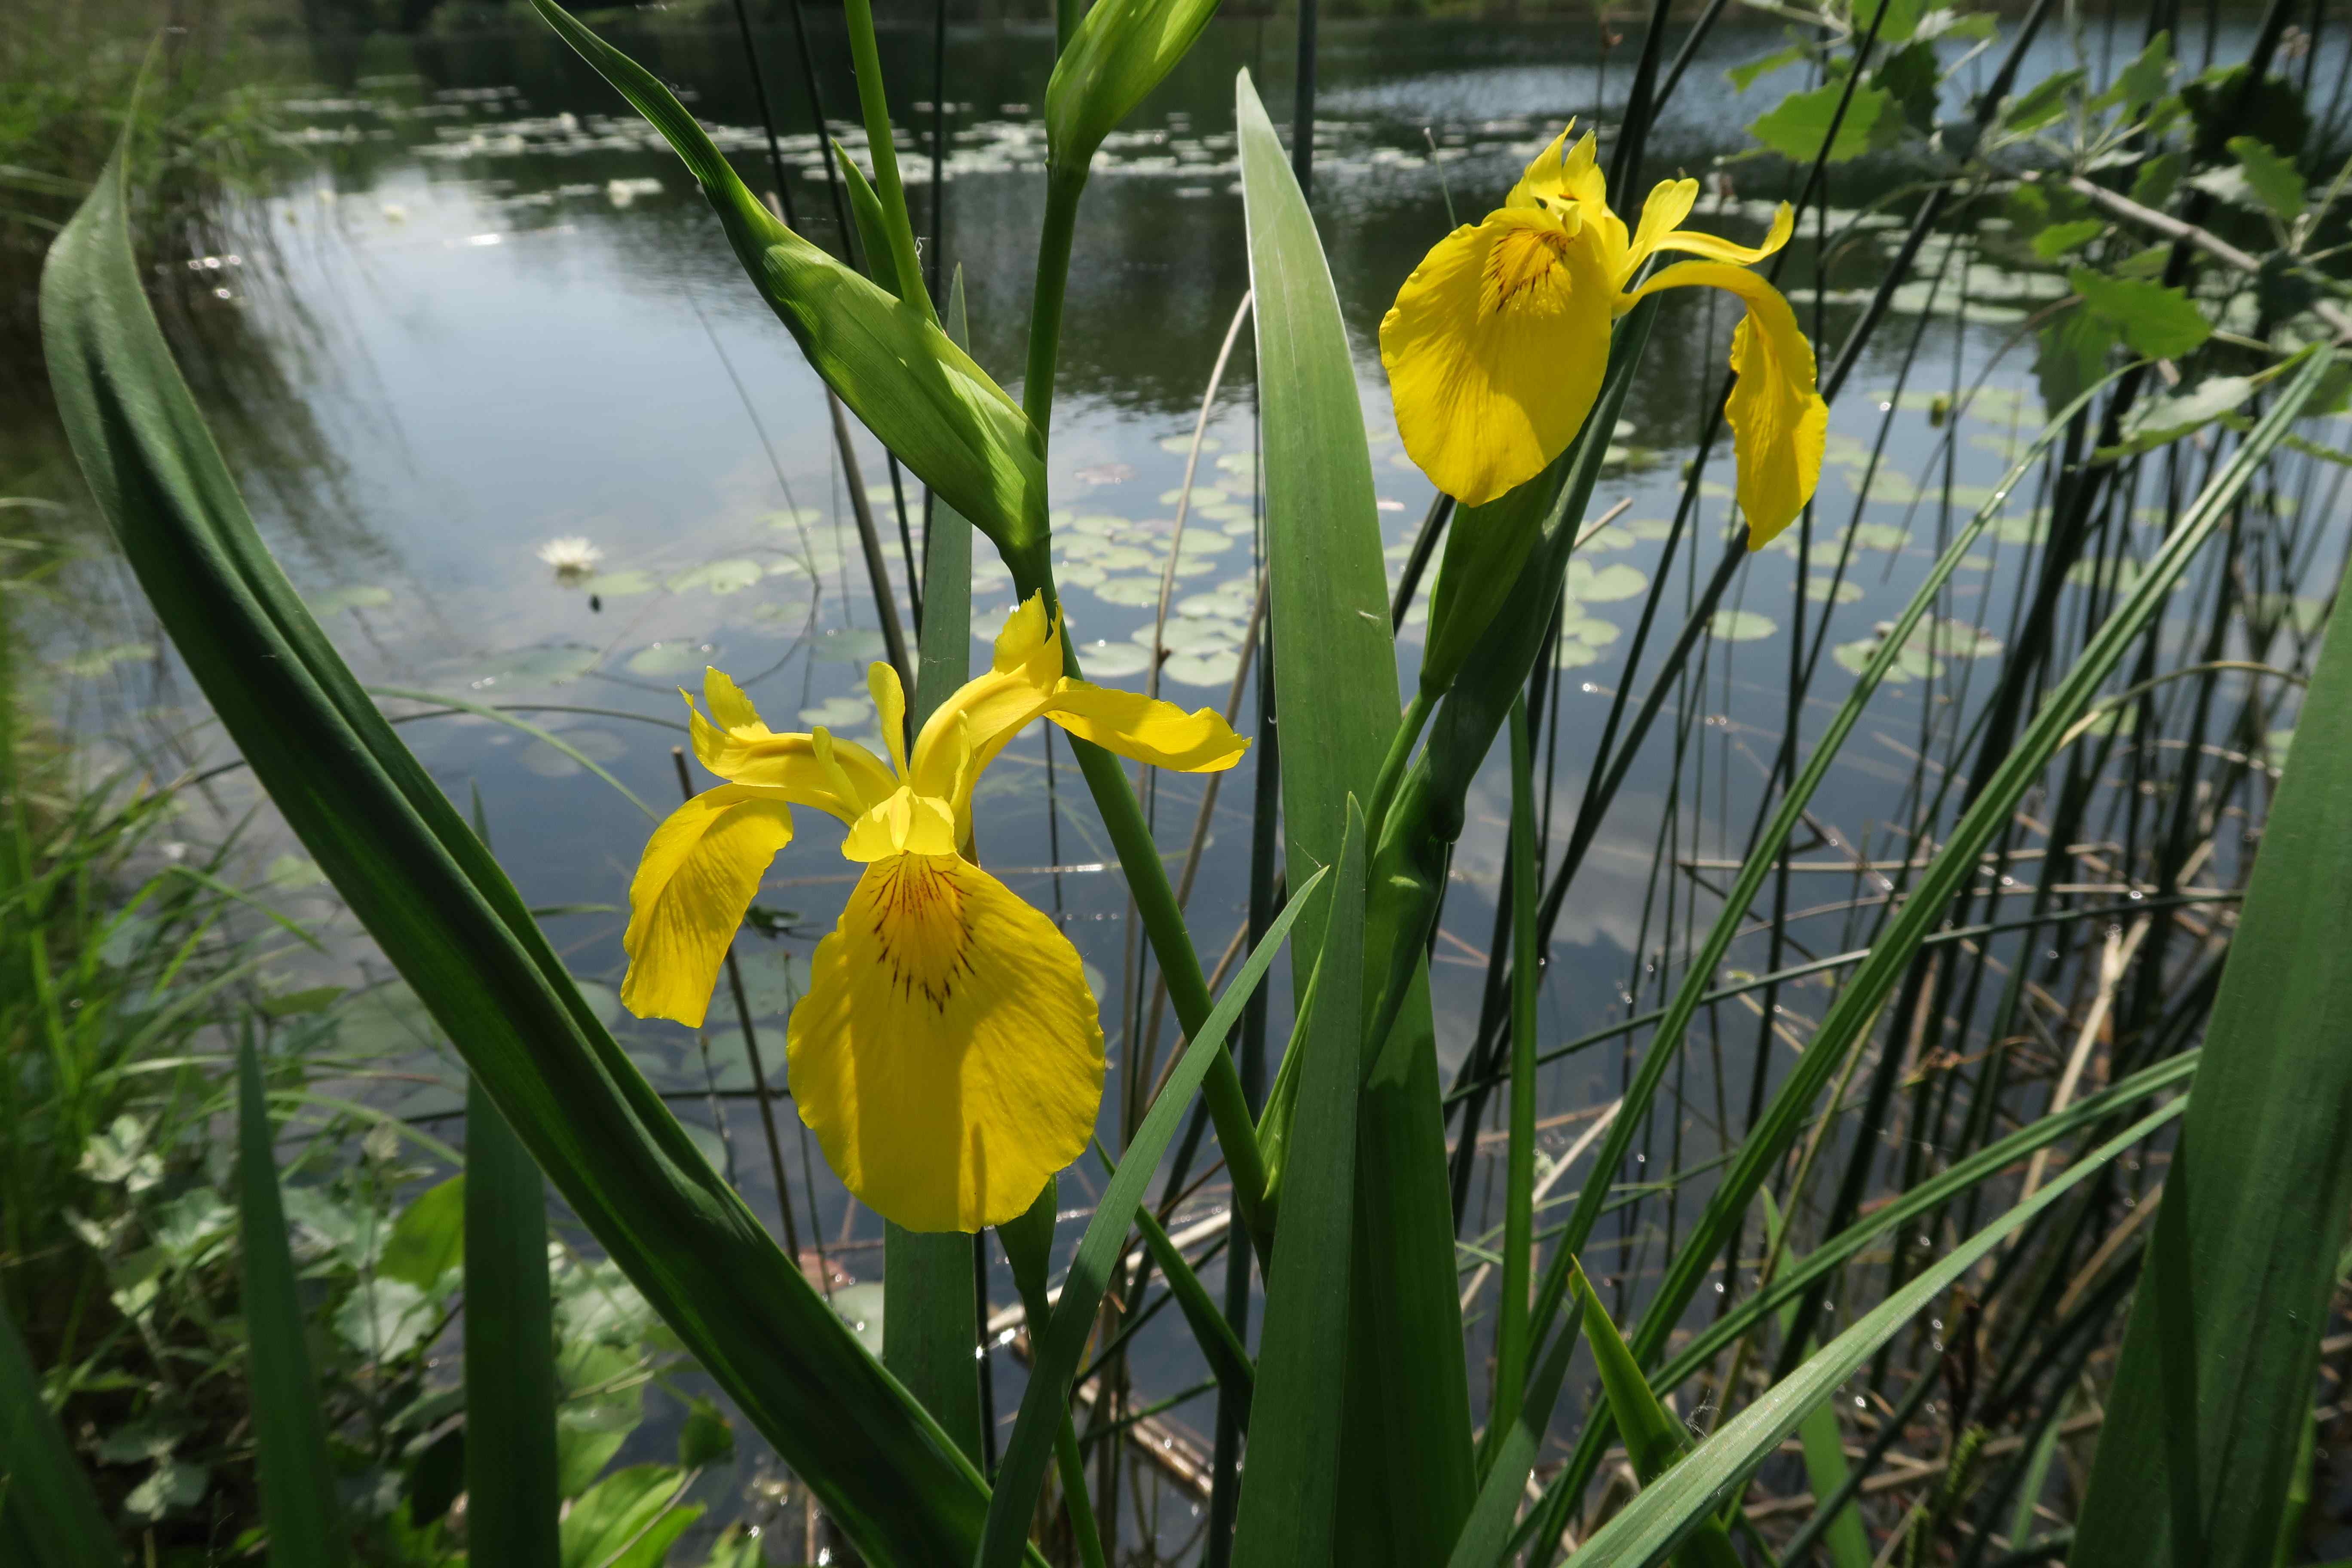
[2071,440,2352,1564]
[559,1465,702,1568]
[467,1071,562,1568]
[531,0,1046,556]
[41,125,1035,1568]
[1564,1108,2177,1568]
[1238,66,1476,1566]
[1046,0,1223,176]
[973,864,1330,1568]
[236,1037,350,1566]
[0,1299,118,1565]
[1231,808,1366,1568]
[1576,1262,1742,1568]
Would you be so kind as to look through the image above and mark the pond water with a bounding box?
[44,7,2339,1553]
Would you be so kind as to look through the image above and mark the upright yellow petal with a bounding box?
[841,786,961,861]
[685,671,897,819]
[621,785,795,1027]
[1626,178,1699,273]
[1506,128,1626,273]
[1625,260,1827,548]
[1645,200,1795,270]
[1379,208,1615,507]
[908,594,1064,800]
[869,662,911,780]
[787,853,1105,1232]
[1042,680,1249,772]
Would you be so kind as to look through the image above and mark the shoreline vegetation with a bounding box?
[7,0,2352,1561]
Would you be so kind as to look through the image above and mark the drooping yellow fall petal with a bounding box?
[1625,178,1699,273]
[1642,199,1795,270]
[621,784,796,1026]
[841,786,962,861]
[685,672,896,820]
[1626,259,1827,548]
[1379,207,1616,507]
[1042,680,1250,772]
[787,853,1105,1232]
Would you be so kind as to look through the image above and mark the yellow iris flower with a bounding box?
[620,594,1248,1232]
[1379,127,1829,545]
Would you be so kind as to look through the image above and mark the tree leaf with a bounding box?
[1750,81,1900,163]
[379,1174,466,1292]
[1999,67,2086,133]
[2227,135,2306,221]
[2070,268,2212,358]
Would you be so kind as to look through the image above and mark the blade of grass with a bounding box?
[1577,1260,1743,1568]
[0,1298,116,1567]
[464,1074,560,1568]
[975,864,1331,1568]
[43,130,1026,1568]
[1231,801,1367,1568]
[1236,66,1476,1563]
[883,270,983,1464]
[1564,1105,2185,1568]
[1761,1190,1869,1568]
[2071,422,2352,1564]
[237,1032,349,1567]
[1445,1295,1587,1568]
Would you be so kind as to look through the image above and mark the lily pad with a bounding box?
[1806,575,1866,605]
[1070,513,1128,536]
[1093,577,1167,607]
[1553,640,1601,669]
[471,645,600,689]
[1565,561,1649,603]
[799,694,872,728]
[1160,434,1222,453]
[1078,640,1152,678]
[1164,649,1243,687]
[1057,561,1109,588]
[1709,609,1778,641]
[668,558,766,596]
[1180,591,1254,620]
[1137,619,1241,653]
[1094,545,1159,572]
[625,640,715,677]
[312,585,394,615]
[1559,616,1620,647]
[813,627,889,663]
[830,1281,886,1356]
[1161,485,1228,508]
[1846,522,1910,552]
[1832,637,1945,682]
[592,569,659,597]
[1626,516,1680,541]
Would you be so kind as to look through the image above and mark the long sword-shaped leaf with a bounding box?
[1565,1102,2187,1568]
[465,1075,560,1568]
[2071,454,2352,1566]
[1445,1297,1586,1568]
[1231,801,1366,1568]
[975,863,1331,1568]
[237,1035,348,1567]
[1577,1262,1741,1568]
[1236,67,1476,1564]
[0,1298,116,1566]
[883,272,983,1464]
[42,131,1023,1568]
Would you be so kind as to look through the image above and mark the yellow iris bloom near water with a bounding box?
[1380,127,1828,545]
[618,594,1248,1232]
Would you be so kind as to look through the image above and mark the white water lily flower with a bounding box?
[536,536,604,582]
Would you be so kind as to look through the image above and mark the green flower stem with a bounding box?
[1023,169,1087,437]
[1364,688,1433,846]
[1491,695,1539,1458]
[1005,541,1273,1243]
[839,0,932,325]
[1054,1413,1112,1568]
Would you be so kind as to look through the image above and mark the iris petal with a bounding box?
[787,853,1105,1232]
[1645,200,1796,270]
[1505,129,1625,270]
[621,784,795,1026]
[1379,208,1615,506]
[686,674,896,819]
[1043,680,1250,772]
[1626,259,1827,548]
